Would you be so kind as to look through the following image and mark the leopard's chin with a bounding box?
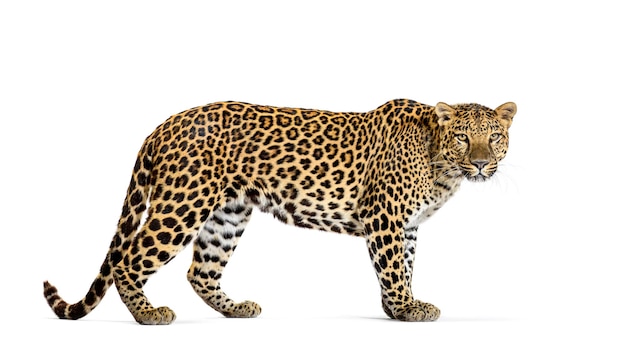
[466,174,489,182]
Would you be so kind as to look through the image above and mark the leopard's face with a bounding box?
[435,102,517,182]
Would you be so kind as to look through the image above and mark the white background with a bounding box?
[1,0,624,349]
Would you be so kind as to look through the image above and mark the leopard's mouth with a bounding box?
[460,163,496,182]
[462,167,494,182]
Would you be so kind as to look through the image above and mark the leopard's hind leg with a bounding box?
[113,198,201,325]
[187,197,261,318]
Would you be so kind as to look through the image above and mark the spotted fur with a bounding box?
[43,99,517,324]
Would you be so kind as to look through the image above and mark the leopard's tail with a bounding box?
[43,261,114,320]
[43,138,155,320]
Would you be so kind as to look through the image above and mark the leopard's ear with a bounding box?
[495,102,517,128]
[435,102,455,126]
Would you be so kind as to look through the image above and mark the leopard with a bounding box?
[43,99,517,324]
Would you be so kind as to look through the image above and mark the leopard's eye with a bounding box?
[455,134,468,142]
[490,133,502,142]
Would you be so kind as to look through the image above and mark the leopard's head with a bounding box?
[435,102,517,182]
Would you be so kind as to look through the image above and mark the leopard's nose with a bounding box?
[471,159,489,170]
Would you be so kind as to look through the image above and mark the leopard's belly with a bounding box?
[243,187,365,235]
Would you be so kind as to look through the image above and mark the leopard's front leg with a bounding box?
[381,226,420,319]
[365,224,439,322]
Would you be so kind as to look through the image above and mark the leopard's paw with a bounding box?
[134,306,177,325]
[390,300,440,322]
[222,300,262,318]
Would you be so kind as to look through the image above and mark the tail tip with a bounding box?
[43,280,57,297]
